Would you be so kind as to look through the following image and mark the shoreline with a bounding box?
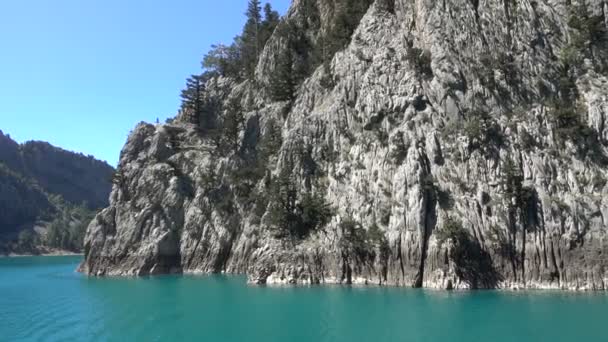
[0,252,83,258]
[82,268,608,292]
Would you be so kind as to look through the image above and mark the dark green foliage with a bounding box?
[261,3,280,46]
[267,165,298,238]
[547,101,606,163]
[0,163,51,233]
[267,163,333,240]
[198,163,236,216]
[519,128,537,151]
[17,230,37,250]
[378,0,396,14]
[44,197,95,252]
[501,157,535,210]
[180,74,206,126]
[253,190,269,221]
[478,53,497,89]
[229,118,283,202]
[1,137,114,210]
[339,218,369,259]
[298,191,333,236]
[495,52,518,87]
[220,99,245,155]
[389,132,408,165]
[241,1,281,78]
[477,52,518,90]
[436,218,502,289]
[199,163,218,195]
[319,0,374,63]
[258,118,283,160]
[268,18,318,101]
[462,109,505,158]
[405,45,433,79]
[560,2,608,74]
[202,43,242,78]
[339,218,389,262]
[241,0,263,77]
[269,41,297,101]
[308,0,374,89]
[568,2,607,49]
[198,2,280,81]
[368,223,390,260]
[436,187,455,210]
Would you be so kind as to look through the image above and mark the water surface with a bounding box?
[1,256,606,341]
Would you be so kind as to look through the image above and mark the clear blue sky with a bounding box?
[0,0,290,166]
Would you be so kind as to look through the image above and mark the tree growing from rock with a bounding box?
[221,99,245,155]
[180,75,205,126]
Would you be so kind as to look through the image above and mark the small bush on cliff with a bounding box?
[267,164,333,240]
[405,45,433,79]
[339,218,389,263]
[258,118,283,160]
[546,100,607,163]
[339,218,369,260]
[17,230,38,251]
[567,1,607,72]
[269,41,297,102]
[314,0,375,68]
[219,98,246,155]
[463,109,505,158]
[437,218,502,289]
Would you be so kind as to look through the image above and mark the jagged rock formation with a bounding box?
[0,130,115,254]
[81,0,608,290]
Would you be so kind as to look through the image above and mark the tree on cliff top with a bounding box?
[180,74,205,126]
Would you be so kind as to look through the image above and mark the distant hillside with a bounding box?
[0,130,115,255]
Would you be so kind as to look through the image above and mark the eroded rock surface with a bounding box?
[81,0,608,290]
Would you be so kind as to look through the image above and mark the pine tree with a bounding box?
[264,3,279,25]
[267,160,297,237]
[261,3,280,44]
[269,47,296,101]
[242,0,263,77]
[221,99,245,155]
[202,43,242,78]
[259,118,283,160]
[180,75,205,125]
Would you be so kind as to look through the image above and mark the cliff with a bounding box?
[0,130,115,254]
[81,0,608,290]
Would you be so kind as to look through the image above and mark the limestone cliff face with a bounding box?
[81,0,608,290]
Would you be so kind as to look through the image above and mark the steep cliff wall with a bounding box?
[81,0,608,290]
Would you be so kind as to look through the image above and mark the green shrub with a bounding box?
[547,101,606,163]
[266,164,333,240]
[405,45,433,78]
[463,109,505,158]
[436,217,502,289]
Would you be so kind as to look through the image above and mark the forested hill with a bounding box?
[0,130,114,255]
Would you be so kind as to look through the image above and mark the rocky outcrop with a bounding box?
[81,0,608,290]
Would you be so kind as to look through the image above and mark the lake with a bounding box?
[1,256,606,341]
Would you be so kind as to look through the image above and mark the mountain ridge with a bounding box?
[0,130,115,255]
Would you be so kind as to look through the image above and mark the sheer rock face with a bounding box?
[81,0,608,290]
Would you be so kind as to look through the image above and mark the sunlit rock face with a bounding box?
[81,0,608,290]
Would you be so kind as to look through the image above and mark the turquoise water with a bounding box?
[1,256,607,342]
